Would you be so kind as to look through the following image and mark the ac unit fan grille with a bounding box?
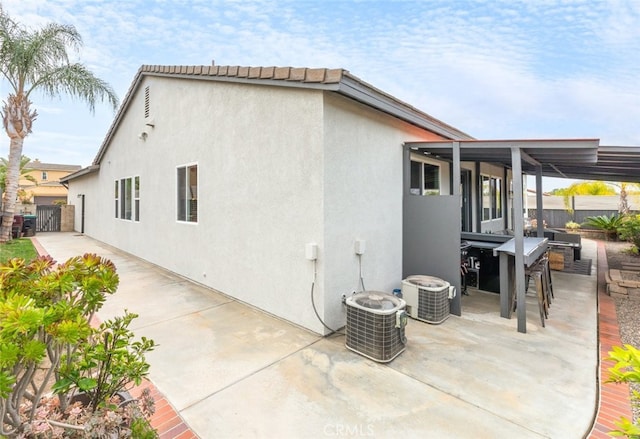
[346,305,405,363]
[417,287,450,324]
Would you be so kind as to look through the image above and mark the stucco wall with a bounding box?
[67,76,448,334]
[321,94,447,330]
[70,77,326,332]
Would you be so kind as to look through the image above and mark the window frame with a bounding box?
[409,159,441,196]
[481,174,502,221]
[177,163,198,224]
[114,176,140,222]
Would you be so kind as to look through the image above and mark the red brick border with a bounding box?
[588,241,634,438]
[130,382,198,439]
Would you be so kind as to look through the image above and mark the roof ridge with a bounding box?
[139,64,346,84]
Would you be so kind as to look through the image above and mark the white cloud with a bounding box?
[0,0,638,169]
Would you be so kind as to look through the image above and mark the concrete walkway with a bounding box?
[34,232,600,438]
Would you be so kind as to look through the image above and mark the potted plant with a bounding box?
[564,221,581,233]
[0,254,158,438]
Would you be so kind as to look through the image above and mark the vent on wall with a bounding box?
[144,86,150,118]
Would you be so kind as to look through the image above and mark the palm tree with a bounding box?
[0,155,37,194]
[0,7,118,242]
[552,181,616,219]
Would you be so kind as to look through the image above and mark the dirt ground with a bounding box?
[604,240,640,270]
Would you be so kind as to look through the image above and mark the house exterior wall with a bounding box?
[67,76,448,334]
[320,94,446,329]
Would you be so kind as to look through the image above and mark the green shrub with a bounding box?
[583,213,626,239]
[619,215,640,250]
[565,221,581,231]
[0,254,157,438]
[606,344,640,438]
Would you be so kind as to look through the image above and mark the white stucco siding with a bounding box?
[71,76,326,332]
[66,172,99,235]
[67,75,452,334]
[320,94,445,329]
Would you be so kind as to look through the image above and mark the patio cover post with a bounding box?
[536,167,544,237]
[511,147,527,333]
[452,141,461,315]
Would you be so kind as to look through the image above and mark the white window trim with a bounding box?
[480,173,503,222]
[176,162,198,224]
[115,175,140,222]
[409,156,442,196]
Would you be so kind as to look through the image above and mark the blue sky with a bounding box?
[3,0,640,191]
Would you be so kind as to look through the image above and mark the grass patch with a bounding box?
[0,238,38,263]
[622,245,639,256]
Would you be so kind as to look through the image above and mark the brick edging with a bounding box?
[30,236,199,439]
[588,241,634,438]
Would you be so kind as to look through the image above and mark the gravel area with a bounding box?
[605,240,640,422]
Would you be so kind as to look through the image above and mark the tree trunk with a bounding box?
[1,93,35,243]
[0,136,24,242]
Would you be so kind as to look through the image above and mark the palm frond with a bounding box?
[29,63,119,113]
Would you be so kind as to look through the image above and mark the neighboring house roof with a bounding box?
[26,160,82,172]
[88,63,474,167]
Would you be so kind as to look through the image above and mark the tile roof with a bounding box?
[141,64,345,84]
[88,63,473,167]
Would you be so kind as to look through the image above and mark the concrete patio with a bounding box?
[34,232,598,438]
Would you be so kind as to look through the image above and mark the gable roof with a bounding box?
[90,64,474,165]
[25,160,81,172]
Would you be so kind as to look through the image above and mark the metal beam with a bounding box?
[521,150,540,166]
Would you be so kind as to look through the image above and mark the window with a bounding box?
[482,175,502,221]
[177,164,197,222]
[114,181,119,218]
[41,171,48,181]
[134,176,140,221]
[410,160,440,195]
[114,176,140,222]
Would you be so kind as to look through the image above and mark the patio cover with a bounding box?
[404,139,640,332]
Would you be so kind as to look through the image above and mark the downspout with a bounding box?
[77,194,85,234]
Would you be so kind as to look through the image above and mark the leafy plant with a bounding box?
[583,213,626,240]
[54,311,155,410]
[606,344,640,438]
[552,181,616,216]
[619,215,640,251]
[18,387,157,438]
[0,253,157,437]
[565,221,581,231]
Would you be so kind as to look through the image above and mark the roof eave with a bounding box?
[338,74,473,140]
[60,165,100,183]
